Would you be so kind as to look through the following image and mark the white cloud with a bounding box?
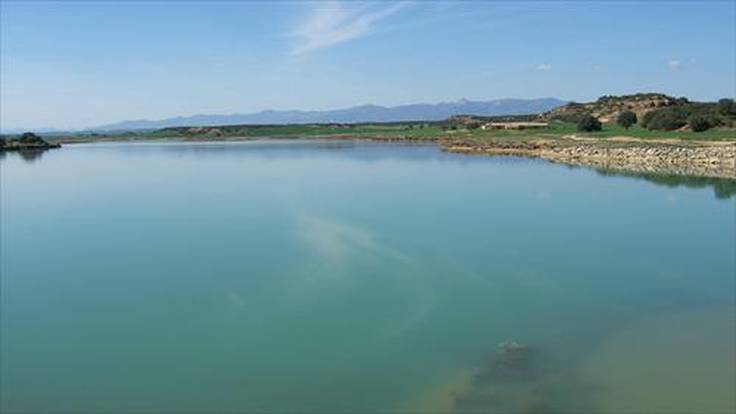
[537,63,552,71]
[290,1,407,55]
[296,215,409,266]
[667,59,681,70]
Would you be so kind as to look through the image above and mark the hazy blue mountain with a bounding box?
[94,98,566,131]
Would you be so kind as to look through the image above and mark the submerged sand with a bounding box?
[411,306,735,413]
[580,306,736,413]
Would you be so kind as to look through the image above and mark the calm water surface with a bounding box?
[1,141,734,413]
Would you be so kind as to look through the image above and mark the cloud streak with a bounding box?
[290,1,407,55]
[296,214,410,268]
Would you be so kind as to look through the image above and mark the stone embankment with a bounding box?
[442,139,736,179]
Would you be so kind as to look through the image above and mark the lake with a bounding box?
[1,140,734,413]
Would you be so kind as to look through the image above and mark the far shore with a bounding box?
[45,132,736,180]
[6,93,736,178]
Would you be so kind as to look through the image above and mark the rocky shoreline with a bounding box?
[441,138,736,179]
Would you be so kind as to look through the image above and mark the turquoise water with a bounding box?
[1,141,734,413]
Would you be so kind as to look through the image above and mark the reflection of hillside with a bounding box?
[594,168,736,199]
[17,149,47,163]
[0,148,51,163]
[78,140,533,165]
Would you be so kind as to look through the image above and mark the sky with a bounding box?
[1,0,734,130]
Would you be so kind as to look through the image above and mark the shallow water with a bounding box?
[1,141,734,413]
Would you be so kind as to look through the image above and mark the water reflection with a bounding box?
[0,148,53,163]
[4,141,734,200]
[17,149,48,163]
[593,168,736,199]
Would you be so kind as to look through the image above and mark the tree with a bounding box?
[19,132,43,143]
[617,111,637,129]
[577,114,602,132]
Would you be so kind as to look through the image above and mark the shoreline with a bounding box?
[0,142,61,152]
[439,137,736,179]
[46,134,736,179]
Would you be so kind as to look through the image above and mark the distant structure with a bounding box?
[481,121,548,130]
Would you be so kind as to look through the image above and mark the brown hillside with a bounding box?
[543,93,687,123]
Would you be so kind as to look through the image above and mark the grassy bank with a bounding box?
[446,121,736,142]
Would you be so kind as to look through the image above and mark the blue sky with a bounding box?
[1,1,734,130]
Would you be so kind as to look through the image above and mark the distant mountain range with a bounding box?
[93,98,566,131]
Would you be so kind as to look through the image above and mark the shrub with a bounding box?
[19,132,44,143]
[688,114,717,132]
[577,114,602,132]
[717,98,736,116]
[642,109,688,131]
[617,111,637,129]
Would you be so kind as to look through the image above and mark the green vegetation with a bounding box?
[641,100,735,132]
[47,118,736,145]
[595,93,687,104]
[577,115,602,132]
[641,107,688,131]
[155,123,448,139]
[548,93,736,134]
[444,120,735,142]
[617,111,637,129]
[49,122,450,143]
[0,132,60,151]
[717,98,736,116]
[688,114,717,132]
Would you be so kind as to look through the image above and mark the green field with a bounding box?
[451,121,736,142]
[46,122,448,143]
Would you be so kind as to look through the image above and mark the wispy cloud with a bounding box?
[667,59,681,70]
[296,215,409,267]
[290,1,407,55]
[537,63,552,71]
